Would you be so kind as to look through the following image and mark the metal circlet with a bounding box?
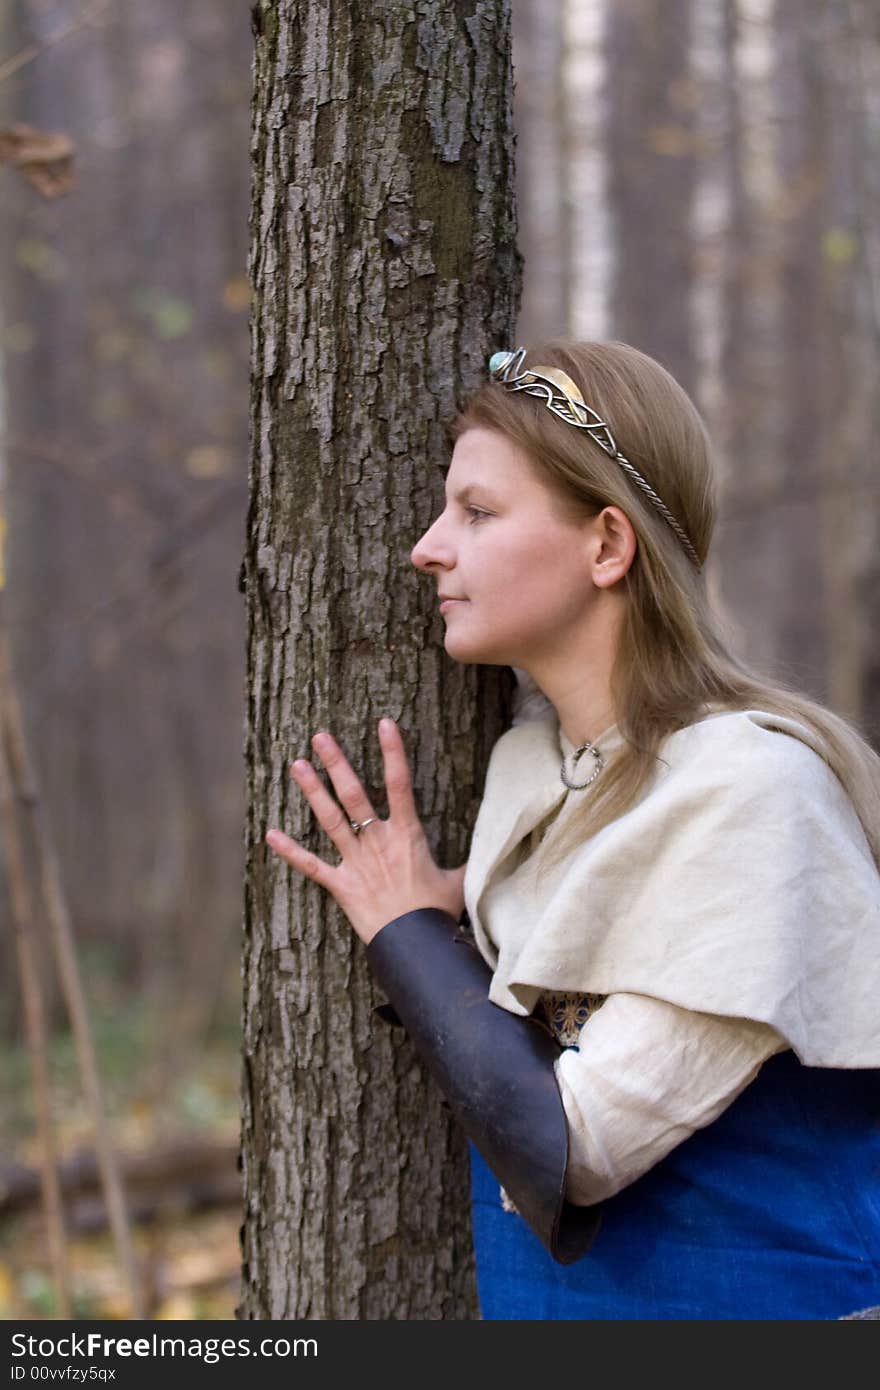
[560,741,604,791]
[488,348,702,572]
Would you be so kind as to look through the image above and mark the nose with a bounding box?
[410,509,453,573]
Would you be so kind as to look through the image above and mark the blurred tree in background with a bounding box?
[1,0,252,1318]
[0,1,251,1058]
[514,0,880,729]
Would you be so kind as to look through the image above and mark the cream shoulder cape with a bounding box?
[462,703,880,1067]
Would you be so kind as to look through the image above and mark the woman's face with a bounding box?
[410,426,600,669]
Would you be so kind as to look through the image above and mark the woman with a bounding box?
[265,341,880,1320]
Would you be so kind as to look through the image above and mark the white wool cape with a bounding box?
[463,704,880,1068]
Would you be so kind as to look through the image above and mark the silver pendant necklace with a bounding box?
[560,740,604,790]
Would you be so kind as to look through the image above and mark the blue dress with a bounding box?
[469,1050,880,1320]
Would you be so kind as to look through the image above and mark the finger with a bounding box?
[310,732,378,826]
[378,718,421,830]
[289,758,359,853]
[265,829,335,890]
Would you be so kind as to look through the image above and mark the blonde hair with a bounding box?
[449,339,880,875]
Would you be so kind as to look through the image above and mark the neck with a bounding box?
[521,591,623,748]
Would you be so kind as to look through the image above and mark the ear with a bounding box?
[588,506,637,587]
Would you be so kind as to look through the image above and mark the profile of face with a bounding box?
[410,426,606,671]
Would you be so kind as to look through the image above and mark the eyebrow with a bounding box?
[445,483,500,505]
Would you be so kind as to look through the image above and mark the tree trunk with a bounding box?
[816,0,880,733]
[241,0,519,1320]
[512,0,568,339]
[606,0,698,394]
[715,0,880,733]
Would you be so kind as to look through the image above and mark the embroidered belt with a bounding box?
[498,990,606,1214]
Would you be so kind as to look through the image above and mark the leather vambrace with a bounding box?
[366,906,602,1265]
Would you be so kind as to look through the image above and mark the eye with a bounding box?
[465,505,491,524]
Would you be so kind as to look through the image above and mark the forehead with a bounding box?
[445,425,598,529]
[445,426,541,496]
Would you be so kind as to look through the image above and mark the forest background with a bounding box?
[0,0,877,1320]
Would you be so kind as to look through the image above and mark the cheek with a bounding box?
[515,543,590,622]
[513,534,580,587]
[469,564,565,640]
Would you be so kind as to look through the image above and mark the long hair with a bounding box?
[448,339,880,875]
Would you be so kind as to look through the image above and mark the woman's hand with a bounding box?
[264,717,467,945]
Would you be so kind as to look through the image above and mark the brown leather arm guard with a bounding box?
[366,906,602,1265]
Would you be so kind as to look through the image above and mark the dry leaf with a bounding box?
[0,123,75,197]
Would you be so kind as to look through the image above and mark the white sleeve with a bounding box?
[553,992,786,1206]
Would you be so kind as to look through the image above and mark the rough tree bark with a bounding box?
[240,1,520,1319]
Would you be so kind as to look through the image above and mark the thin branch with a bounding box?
[0,0,114,87]
[0,651,71,1317]
[0,593,145,1319]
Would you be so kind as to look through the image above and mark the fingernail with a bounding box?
[380,717,394,733]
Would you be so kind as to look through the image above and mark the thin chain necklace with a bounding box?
[560,739,605,790]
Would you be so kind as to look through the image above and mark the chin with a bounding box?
[444,633,511,667]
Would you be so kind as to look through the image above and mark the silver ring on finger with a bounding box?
[350,816,378,835]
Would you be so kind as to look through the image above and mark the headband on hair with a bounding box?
[488,348,701,570]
